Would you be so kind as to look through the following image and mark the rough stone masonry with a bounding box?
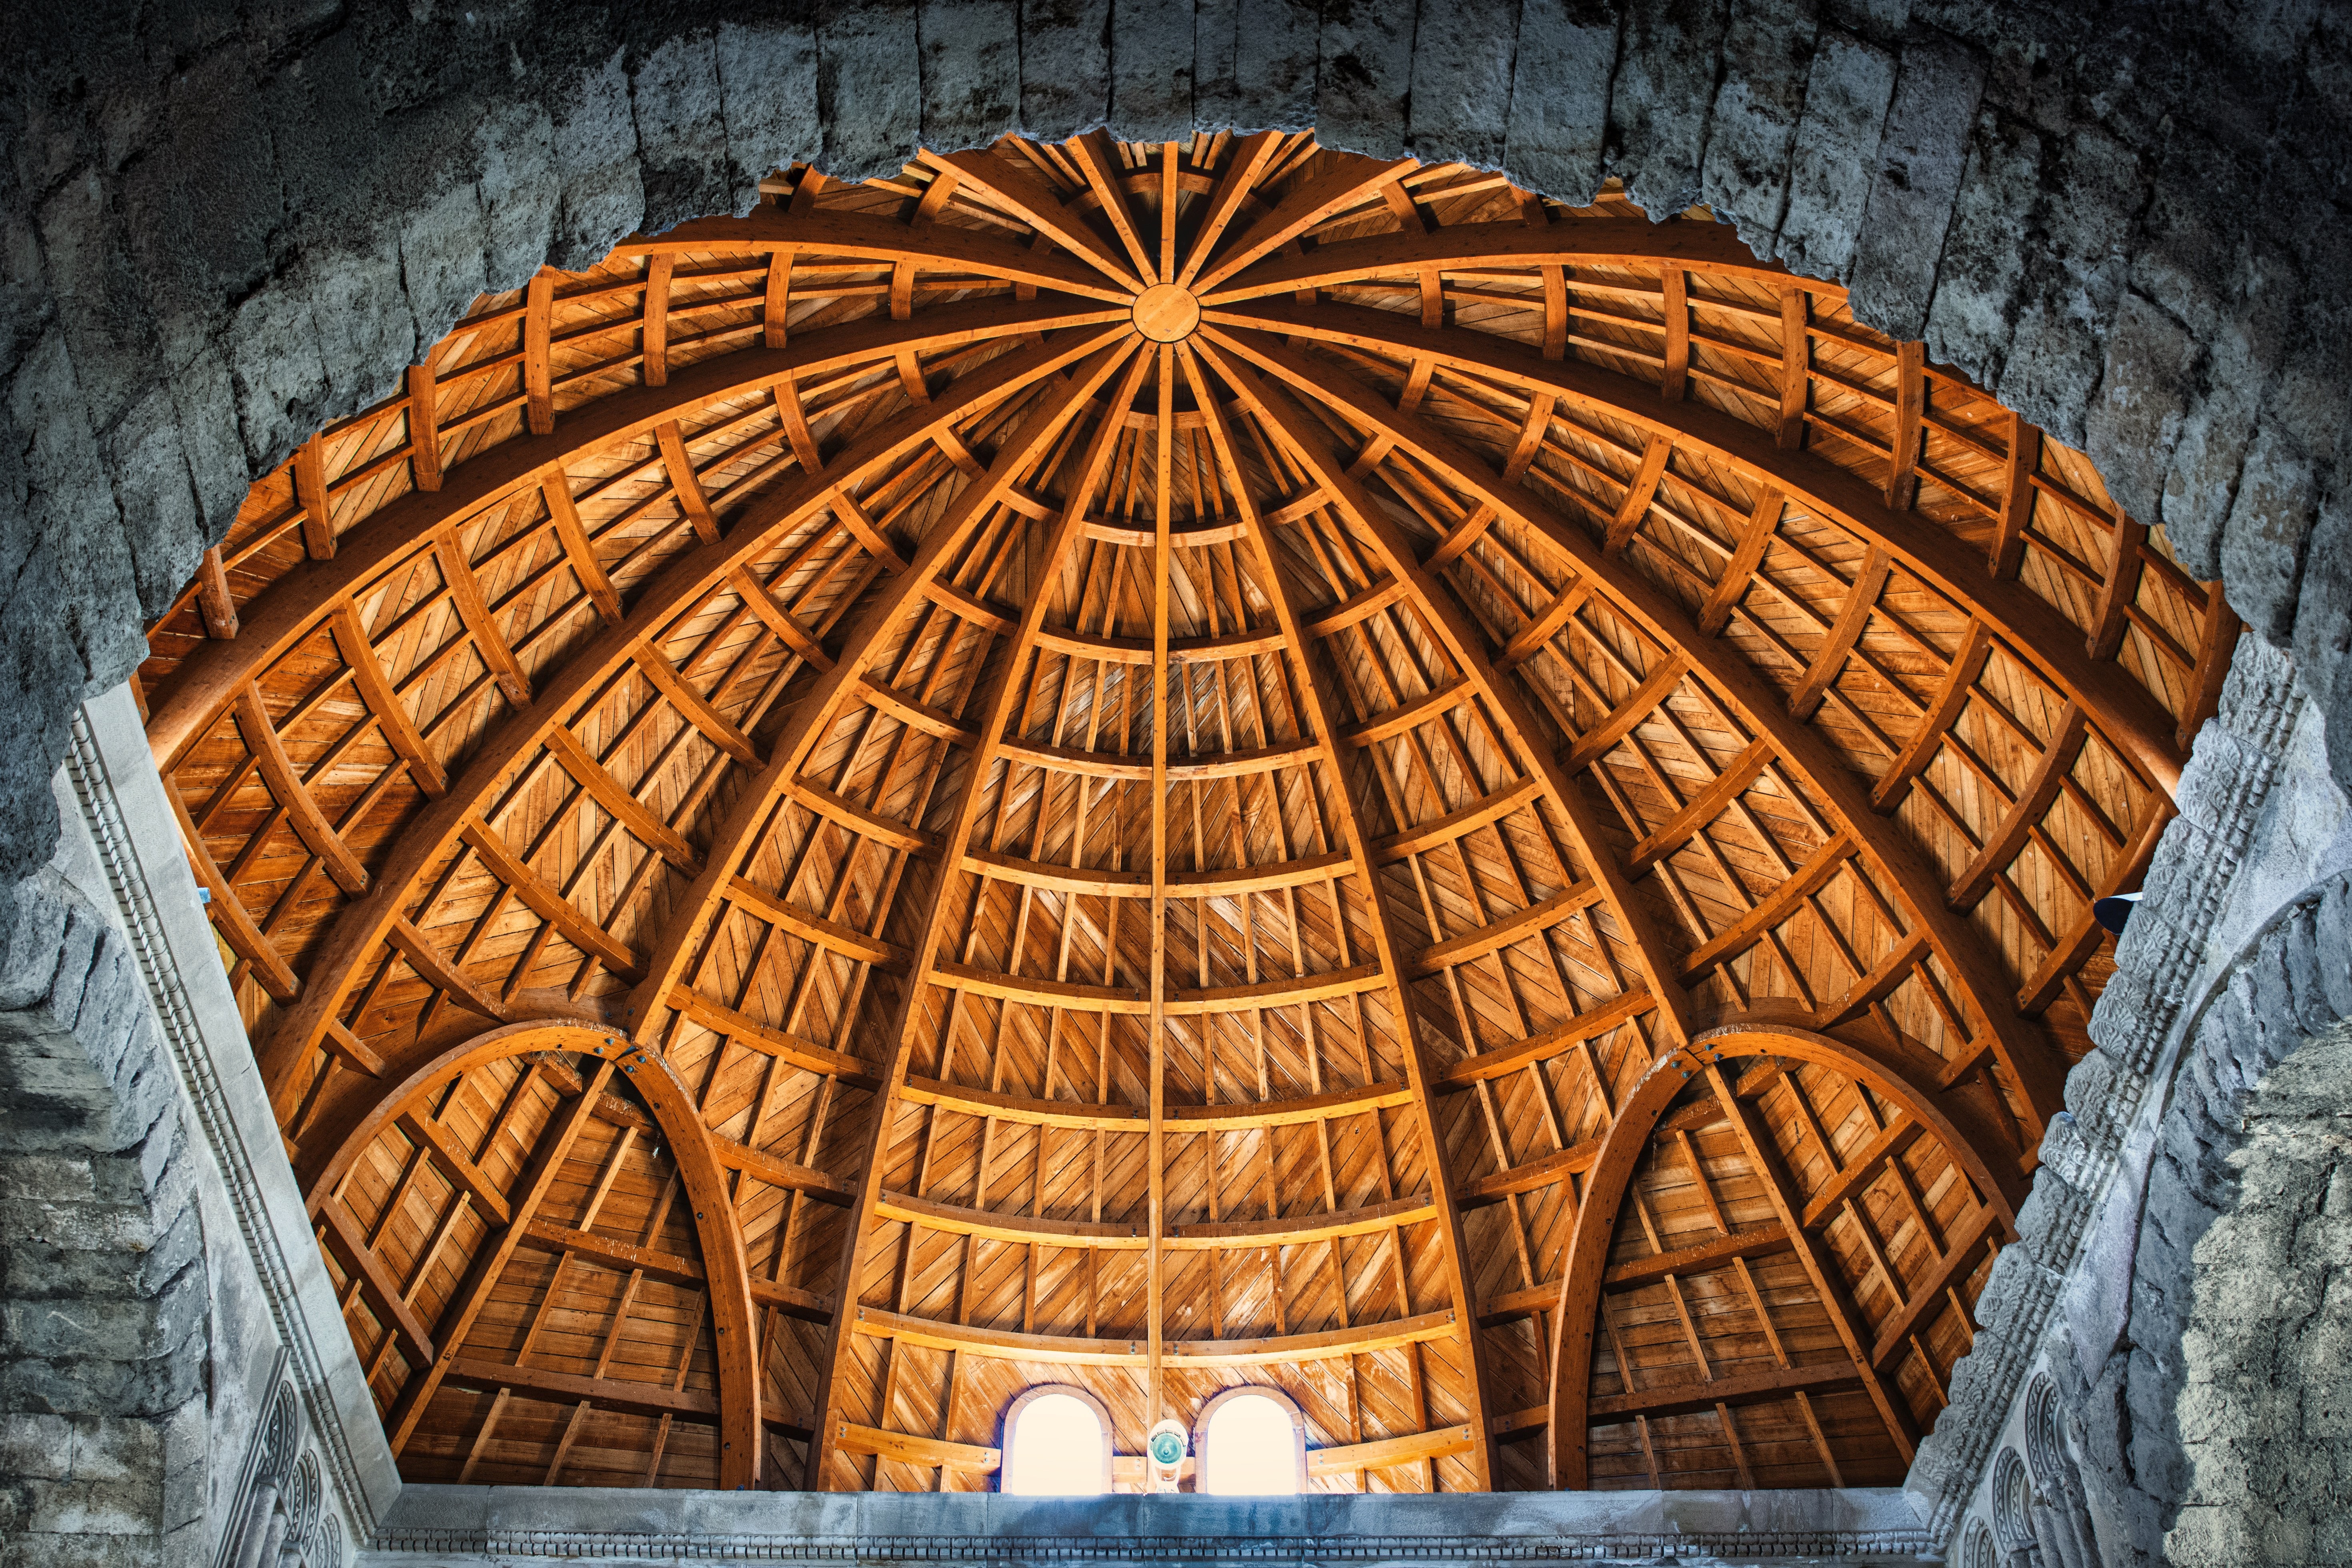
[4,0,2352,893]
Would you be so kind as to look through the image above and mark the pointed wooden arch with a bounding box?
[299,1018,766,1487]
[1543,1018,2024,1490]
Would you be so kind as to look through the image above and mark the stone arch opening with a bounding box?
[7,2,2352,1560]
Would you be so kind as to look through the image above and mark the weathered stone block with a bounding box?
[1697,0,1816,248]
[918,0,1022,152]
[1774,28,1893,282]
[1019,0,1111,140]
[1405,0,1521,169]
[1844,28,1982,340]
[1502,0,1616,205]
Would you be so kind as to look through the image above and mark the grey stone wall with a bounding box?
[3,0,2352,889]
[0,869,210,1568]
[1903,633,2352,1562]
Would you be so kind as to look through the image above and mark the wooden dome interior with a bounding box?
[138,130,2234,1495]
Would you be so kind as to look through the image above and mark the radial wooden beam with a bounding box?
[253,326,1127,1123]
[1184,342,1498,1486]
[1542,1019,2014,1489]
[1205,300,2184,794]
[1206,325,2068,1139]
[619,206,1135,304]
[801,342,1151,1488]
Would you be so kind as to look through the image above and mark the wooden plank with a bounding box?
[1873,621,1992,813]
[1601,1224,1795,1291]
[1788,546,1890,721]
[995,737,1151,781]
[932,959,1149,1013]
[1339,675,1473,746]
[543,475,623,623]
[232,684,370,895]
[524,269,555,435]
[642,254,673,387]
[1777,289,1806,450]
[787,779,939,856]
[861,676,979,747]
[1167,1308,1459,1367]
[459,819,643,975]
[1565,653,1687,771]
[443,1358,769,1430]
[1948,702,2089,912]
[1698,487,1781,635]
[196,546,239,639]
[1886,342,1924,509]
[1593,1357,1861,1422]
[1660,271,1689,403]
[853,1307,1146,1367]
[1433,990,1657,1091]
[633,641,759,763]
[294,435,335,559]
[316,1192,436,1366]
[667,987,879,1087]
[1307,1425,1478,1479]
[1990,415,2040,578]
[1679,833,1852,977]
[2016,795,2175,1015]
[1167,738,1321,780]
[927,579,1018,635]
[898,1076,1150,1129]
[1799,1116,1924,1230]
[335,603,447,797]
[733,568,831,665]
[1165,963,1387,1015]
[1370,778,1544,863]
[1306,575,1407,637]
[1407,881,1603,977]
[164,777,298,1001]
[2089,514,2150,661]
[1816,929,1930,1029]
[875,1188,1149,1248]
[833,1421,1000,1474]
[1869,1204,2001,1370]
[1604,435,1673,555]
[407,364,443,492]
[725,876,909,972]
[1628,738,1772,874]
[1167,1079,1414,1131]
[1163,1194,1438,1249]
[655,420,717,543]
[957,849,1151,899]
[396,1109,511,1225]
[1497,579,1593,670]
[435,525,532,706]
[386,918,512,1023]
[544,727,701,871]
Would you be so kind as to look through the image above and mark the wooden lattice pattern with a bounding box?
[138,130,2233,1496]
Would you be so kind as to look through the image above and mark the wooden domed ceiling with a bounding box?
[142,132,2234,1496]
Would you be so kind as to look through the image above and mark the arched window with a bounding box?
[1000,1386,1112,1496]
[1195,1388,1306,1496]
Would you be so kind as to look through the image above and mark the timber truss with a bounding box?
[140,131,2230,1494]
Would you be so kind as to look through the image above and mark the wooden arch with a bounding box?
[142,131,2229,1494]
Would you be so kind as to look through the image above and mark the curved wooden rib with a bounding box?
[146,298,1121,771]
[802,343,1154,1489]
[300,1019,764,1488]
[1208,300,2184,793]
[1197,219,1791,303]
[1164,1193,1439,1248]
[1184,344,1497,1486]
[617,207,1134,303]
[1168,1308,1459,1367]
[1543,1019,2021,1490]
[257,326,1126,1123]
[1208,326,2066,1136]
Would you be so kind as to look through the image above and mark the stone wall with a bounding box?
[0,870,209,1568]
[0,686,399,1568]
[4,0,2352,889]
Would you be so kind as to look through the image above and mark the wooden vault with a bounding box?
[137,133,2231,1496]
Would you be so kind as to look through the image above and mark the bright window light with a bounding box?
[1201,1392,1299,1496]
[1002,1391,1107,1496]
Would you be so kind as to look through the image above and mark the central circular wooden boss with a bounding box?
[1131,283,1201,343]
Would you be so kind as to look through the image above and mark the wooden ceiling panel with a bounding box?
[143,130,2225,1496]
